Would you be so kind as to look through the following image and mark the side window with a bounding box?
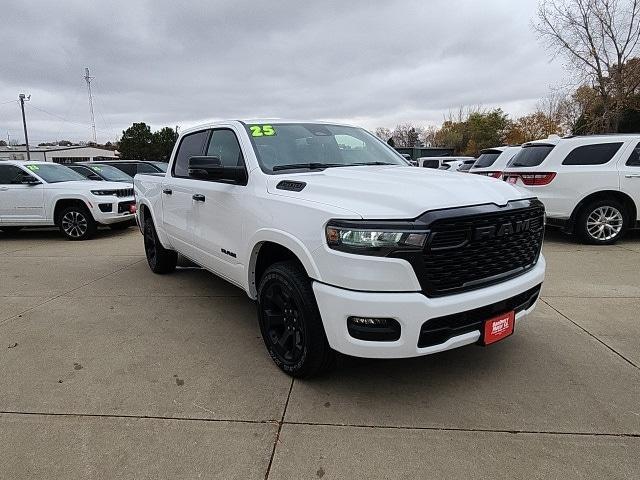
[626,142,640,167]
[562,142,623,165]
[206,129,245,168]
[0,165,30,184]
[173,130,209,177]
[136,163,157,174]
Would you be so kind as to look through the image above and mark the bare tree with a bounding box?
[374,127,392,143]
[535,0,640,131]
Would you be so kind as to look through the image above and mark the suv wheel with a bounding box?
[143,216,177,273]
[257,260,335,378]
[577,199,627,245]
[58,205,96,241]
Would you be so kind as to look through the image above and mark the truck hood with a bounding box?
[265,165,529,218]
[44,180,131,190]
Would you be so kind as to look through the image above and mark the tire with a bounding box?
[143,216,177,274]
[257,260,335,378]
[109,220,133,231]
[58,205,97,241]
[576,198,628,245]
[0,227,23,233]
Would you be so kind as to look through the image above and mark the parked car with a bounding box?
[96,160,168,177]
[68,163,134,183]
[417,156,475,169]
[0,161,135,240]
[502,134,640,244]
[470,146,521,178]
[135,120,545,377]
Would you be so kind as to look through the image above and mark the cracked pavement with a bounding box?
[1,228,639,479]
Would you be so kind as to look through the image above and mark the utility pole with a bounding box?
[18,93,30,161]
[84,67,97,143]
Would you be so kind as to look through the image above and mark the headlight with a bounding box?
[91,190,117,196]
[326,221,428,256]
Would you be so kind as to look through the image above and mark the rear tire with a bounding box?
[58,205,96,241]
[143,216,177,274]
[576,198,628,245]
[257,260,335,378]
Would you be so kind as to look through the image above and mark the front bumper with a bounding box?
[313,255,545,358]
[91,196,136,225]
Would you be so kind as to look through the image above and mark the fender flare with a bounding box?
[245,228,321,298]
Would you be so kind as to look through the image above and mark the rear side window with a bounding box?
[206,129,245,168]
[509,145,554,167]
[422,160,440,168]
[108,163,136,176]
[135,163,158,174]
[562,142,622,165]
[172,130,209,177]
[626,142,640,166]
[474,150,501,168]
[0,165,29,184]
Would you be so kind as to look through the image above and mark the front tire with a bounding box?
[576,198,627,245]
[257,260,335,378]
[58,205,96,241]
[143,216,177,274]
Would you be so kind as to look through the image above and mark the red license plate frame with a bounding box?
[481,311,515,345]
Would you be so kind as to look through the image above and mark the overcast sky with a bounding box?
[0,0,568,144]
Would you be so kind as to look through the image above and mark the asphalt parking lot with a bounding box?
[1,227,639,479]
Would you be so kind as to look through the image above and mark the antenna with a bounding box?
[84,67,97,142]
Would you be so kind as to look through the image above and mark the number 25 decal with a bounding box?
[249,125,276,137]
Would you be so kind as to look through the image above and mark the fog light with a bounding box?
[347,316,401,342]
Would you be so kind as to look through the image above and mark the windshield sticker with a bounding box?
[25,164,39,171]
[249,125,276,137]
[90,166,102,172]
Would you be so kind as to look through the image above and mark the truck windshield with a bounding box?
[24,164,87,183]
[87,164,133,182]
[244,123,408,173]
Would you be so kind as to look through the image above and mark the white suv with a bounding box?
[0,161,136,240]
[502,135,640,244]
[470,146,521,178]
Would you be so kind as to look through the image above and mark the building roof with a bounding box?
[0,145,115,153]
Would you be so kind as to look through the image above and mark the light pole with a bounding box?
[18,93,31,161]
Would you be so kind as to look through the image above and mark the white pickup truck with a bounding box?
[134,120,546,377]
[0,160,135,240]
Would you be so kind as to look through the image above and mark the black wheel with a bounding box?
[257,260,335,378]
[576,198,628,245]
[0,227,23,233]
[143,216,177,274]
[58,205,96,241]
[109,220,133,231]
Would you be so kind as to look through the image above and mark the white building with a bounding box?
[0,145,118,163]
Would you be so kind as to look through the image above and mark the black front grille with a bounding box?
[392,199,545,297]
[115,188,134,198]
[118,200,135,213]
[418,284,541,348]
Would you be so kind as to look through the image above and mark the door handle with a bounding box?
[162,188,172,195]
[625,174,640,178]
[192,194,205,202]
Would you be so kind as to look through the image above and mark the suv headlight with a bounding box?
[326,221,428,256]
[91,189,117,196]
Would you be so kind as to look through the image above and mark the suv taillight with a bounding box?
[503,172,556,186]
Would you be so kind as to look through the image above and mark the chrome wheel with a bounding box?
[586,206,623,241]
[61,211,88,238]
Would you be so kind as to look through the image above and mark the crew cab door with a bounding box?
[0,164,45,224]
[189,127,247,285]
[161,129,209,256]
[619,140,640,223]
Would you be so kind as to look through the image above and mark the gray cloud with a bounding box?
[0,0,566,143]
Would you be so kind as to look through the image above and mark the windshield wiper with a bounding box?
[348,162,396,166]
[272,162,346,171]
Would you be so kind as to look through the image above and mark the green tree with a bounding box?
[152,127,179,161]
[119,122,153,160]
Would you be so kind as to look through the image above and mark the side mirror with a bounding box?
[20,176,41,185]
[188,156,247,184]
